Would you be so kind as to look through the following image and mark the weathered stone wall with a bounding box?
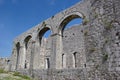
[0,58,10,71]
[9,0,120,80]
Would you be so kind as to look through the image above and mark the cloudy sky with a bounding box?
[0,0,80,57]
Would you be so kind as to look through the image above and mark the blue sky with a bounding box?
[0,0,81,57]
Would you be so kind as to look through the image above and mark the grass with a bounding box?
[0,69,8,73]
[13,72,31,80]
[0,69,31,80]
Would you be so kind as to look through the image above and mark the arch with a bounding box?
[16,42,20,69]
[37,26,52,69]
[45,58,50,69]
[58,12,84,34]
[56,12,84,69]
[62,54,66,68]
[38,27,52,46]
[24,35,32,69]
[73,52,77,68]
[24,35,32,50]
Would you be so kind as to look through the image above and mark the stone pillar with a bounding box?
[50,33,63,69]
[10,48,17,71]
[19,45,26,69]
[29,41,35,76]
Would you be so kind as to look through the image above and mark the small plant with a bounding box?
[51,15,54,19]
[42,21,46,27]
[103,19,113,30]
[95,64,99,69]
[94,13,98,19]
[102,53,108,62]
[89,47,96,53]
[83,18,89,25]
[84,30,88,36]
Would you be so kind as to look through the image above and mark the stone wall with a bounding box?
[9,0,120,80]
[0,58,10,71]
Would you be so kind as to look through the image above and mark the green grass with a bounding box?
[0,69,7,73]
[0,70,31,80]
[13,72,31,80]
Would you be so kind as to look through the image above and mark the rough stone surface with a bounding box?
[3,0,120,80]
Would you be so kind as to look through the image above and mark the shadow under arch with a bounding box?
[15,42,20,70]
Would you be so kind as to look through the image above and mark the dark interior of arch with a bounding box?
[24,35,32,50]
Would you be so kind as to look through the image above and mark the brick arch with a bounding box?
[58,12,84,34]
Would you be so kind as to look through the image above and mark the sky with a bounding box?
[0,0,81,57]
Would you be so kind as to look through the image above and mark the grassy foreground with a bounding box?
[0,69,31,80]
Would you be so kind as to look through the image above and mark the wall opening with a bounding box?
[73,52,77,68]
[24,35,32,50]
[16,42,20,69]
[24,60,27,69]
[24,35,32,69]
[63,18,82,30]
[38,27,51,46]
[62,54,66,68]
[59,15,83,34]
[45,58,50,69]
[57,14,83,69]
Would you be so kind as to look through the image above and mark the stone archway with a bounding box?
[56,12,86,69]
[24,35,32,69]
[36,26,52,69]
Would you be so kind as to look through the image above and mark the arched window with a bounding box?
[16,42,20,69]
[45,58,50,69]
[73,52,77,68]
[62,54,66,68]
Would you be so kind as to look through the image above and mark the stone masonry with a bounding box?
[8,0,120,80]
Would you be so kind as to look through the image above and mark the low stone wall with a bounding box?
[18,68,86,80]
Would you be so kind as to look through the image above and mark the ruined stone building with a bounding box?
[9,0,120,79]
[0,58,10,70]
